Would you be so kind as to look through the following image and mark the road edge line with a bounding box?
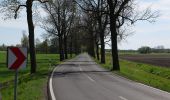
[92,56,170,96]
[136,82,170,95]
[48,55,78,100]
[112,72,170,95]
[49,66,57,100]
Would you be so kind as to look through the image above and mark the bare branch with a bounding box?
[116,0,131,17]
[120,8,159,24]
[33,0,48,3]
[14,5,26,19]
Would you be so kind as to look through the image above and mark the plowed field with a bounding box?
[120,54,170,68]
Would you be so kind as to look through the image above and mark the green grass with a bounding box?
[96,53,170,92]
[0,51,71,100]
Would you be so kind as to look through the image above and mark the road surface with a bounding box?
[49,53,170,100]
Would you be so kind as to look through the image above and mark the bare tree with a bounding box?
[107,0,159,70]
[42,0,76,60]
[42,1,64,61]
[0,0,48,73]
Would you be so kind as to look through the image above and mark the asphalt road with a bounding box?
[50,53,170,100]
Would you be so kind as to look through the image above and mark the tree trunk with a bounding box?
[26,0,37,74]
[98,17,105,63]
[91,38,96,58]
[110,27,120,70]
[107,0,120,70]
[70,36,73,58]
[64,34,68,59]
[96,43,100,60]
[100,30,105,63]
[59,36,64,61]
[74,32,79,55]
[88,31,96,58]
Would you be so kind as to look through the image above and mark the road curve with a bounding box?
[50,53,170,100]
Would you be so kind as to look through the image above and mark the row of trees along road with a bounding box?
[76,0,158,70]
[0,0,159,74]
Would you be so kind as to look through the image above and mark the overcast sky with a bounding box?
[0,0,170,50]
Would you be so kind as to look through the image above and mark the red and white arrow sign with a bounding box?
[8,47,27,70]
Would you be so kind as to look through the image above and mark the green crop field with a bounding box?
[96,53,170,92]
[0,51,62,100]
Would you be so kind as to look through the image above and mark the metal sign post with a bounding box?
[14,70,18,100]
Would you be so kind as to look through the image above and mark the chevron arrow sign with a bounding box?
[7,47,27,70]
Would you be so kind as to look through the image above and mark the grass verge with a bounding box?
[0,52,74,100]
[95,54,170,92]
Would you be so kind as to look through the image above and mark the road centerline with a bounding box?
[85,74,95,82]
[119,96,128,100]
[78,63,95,82]
[79,67,82,71]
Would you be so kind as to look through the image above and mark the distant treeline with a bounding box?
[137,46,170,54]
[106,46,170,54]
[0,44,6,51]
[0,37,80,54]
[0,43,78,54]
[119,46,170,54]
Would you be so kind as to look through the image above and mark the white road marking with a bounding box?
[110,72,170,96]
[86,74,95,82]
[78,63,95,82]
[79,67,82,71]
[137,83,170,95]
[119,96,128,100]
[49,66,57,100]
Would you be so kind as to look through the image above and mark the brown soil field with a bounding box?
[119,54,170,68]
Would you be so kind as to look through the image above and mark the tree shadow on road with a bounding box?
[53,70,111,78]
